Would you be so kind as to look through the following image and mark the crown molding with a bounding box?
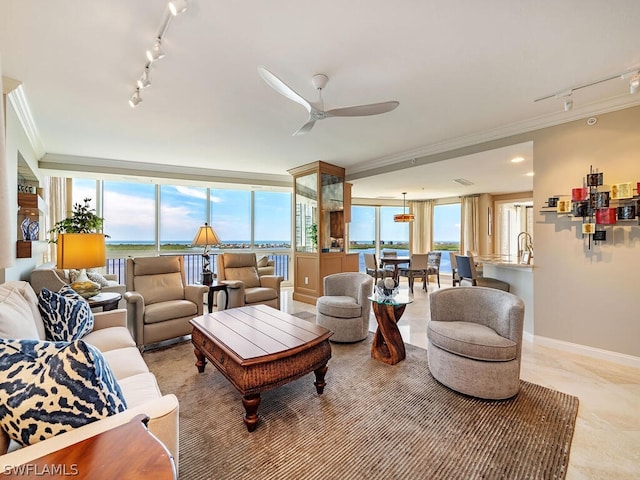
[39,153,292,188]
[6,84,45,158]
[347,95,640,178]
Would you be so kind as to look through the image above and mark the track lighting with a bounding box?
[137,65,151,89]
[146,39,165,63]
[128,88,142,108]
[169,0,189,16]
[535,65,640,110]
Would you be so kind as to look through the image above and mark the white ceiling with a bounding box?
[1,1,639,201]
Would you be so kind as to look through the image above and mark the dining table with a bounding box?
[380,256,411,281]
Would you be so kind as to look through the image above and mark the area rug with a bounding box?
[144,329,578,480]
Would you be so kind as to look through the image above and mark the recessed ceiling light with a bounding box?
[511,157,525,163]
[526,172,534,177]
[453,178,474,186]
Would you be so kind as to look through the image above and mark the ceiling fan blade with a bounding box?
[325,101,399,117]
[293,118,316,136]
[258,66,311,112]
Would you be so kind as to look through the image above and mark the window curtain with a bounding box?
[460,195,479,255]
[45,177,67,263]
[409,200,434,254]
[0,70,12,269]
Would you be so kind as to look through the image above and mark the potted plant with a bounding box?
[48,198,108,297]
[306,223,318,251]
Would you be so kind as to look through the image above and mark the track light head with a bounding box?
[129,88,142,108]
[630,75,640,94]
[169,0,189,16]
[563,97,573,112]
[146,39,165,63]
[137,66,151,89]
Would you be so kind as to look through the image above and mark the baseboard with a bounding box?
[525,333,640,368]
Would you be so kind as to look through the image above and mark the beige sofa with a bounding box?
[0,281,179,469]
[30,262,126,310]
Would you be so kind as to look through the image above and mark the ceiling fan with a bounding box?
[258,66,399,136]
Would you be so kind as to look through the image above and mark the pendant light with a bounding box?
[394,192,414,222]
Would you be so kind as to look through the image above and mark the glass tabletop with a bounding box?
[368,290,414,306]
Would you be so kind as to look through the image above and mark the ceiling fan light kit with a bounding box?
[258,66,399,135]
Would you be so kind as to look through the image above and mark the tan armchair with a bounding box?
[217,252,283,310]
[124,256,208,349]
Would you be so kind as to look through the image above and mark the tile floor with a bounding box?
[280,277,640,480]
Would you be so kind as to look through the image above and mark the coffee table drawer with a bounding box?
[192,328,228,374]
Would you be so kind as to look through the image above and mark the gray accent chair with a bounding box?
[427,286,525,399]
[316,272,373,343]
[217,252,283,310]
[125,255,208,349]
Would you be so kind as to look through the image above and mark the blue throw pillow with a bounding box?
[38,286,94,341]
[0,338,127,446]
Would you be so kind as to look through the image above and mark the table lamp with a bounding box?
[192,222,221,285]
[56,233,106,297]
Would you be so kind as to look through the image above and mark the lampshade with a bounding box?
[56,233,106,269]
[192,223,221,247]
[394,192,414,223]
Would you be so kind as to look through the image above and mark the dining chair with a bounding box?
[364,253,393,284]
[398,253,429,293]
[455,254,510,291]
[449,251,461,286]
[426,251,441,288]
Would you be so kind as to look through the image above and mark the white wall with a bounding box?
[533,106,640,358]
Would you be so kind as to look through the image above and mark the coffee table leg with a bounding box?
[313,364,328,394]
[194,347,207,373]
[242,394,261,432]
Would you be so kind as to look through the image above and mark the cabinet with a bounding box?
[288,161,356,304]
[17,192,46,258]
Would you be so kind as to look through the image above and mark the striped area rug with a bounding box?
[144,333,578,480]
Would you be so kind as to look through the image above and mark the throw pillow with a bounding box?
[87,271,110,287]
[38,286,94,341]
[0,338,127,446]
[256,256,270,267]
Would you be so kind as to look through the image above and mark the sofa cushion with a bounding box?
[117,373,162,409]
[316,295,362,319]
[101,347,150,380]
[257,256,270,267]
[37,286,94,342]
[427,320,517,362]
[0,281,44,339]
[133,272,185,305]
[82,326,136,353]
[0,339,127,447]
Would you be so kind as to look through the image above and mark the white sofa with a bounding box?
[0,281,179,469]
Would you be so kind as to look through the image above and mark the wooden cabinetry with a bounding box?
[288,161,356,304]
[17,192,45,258]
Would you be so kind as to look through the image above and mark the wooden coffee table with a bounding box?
[190,304,332,432]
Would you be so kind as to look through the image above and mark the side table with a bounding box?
[87,292,122,312]
[368,291,414,365]
[207,281,229,313]
[4,414,176,479]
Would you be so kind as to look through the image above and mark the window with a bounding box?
[433,203,461,273]
[349,206,376,271]
[380,207,409,256]
[71,179,97,210]
[210,189,251,248]
[254,191,292,248]
[103,181,156,253]
[160,185,207,251]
